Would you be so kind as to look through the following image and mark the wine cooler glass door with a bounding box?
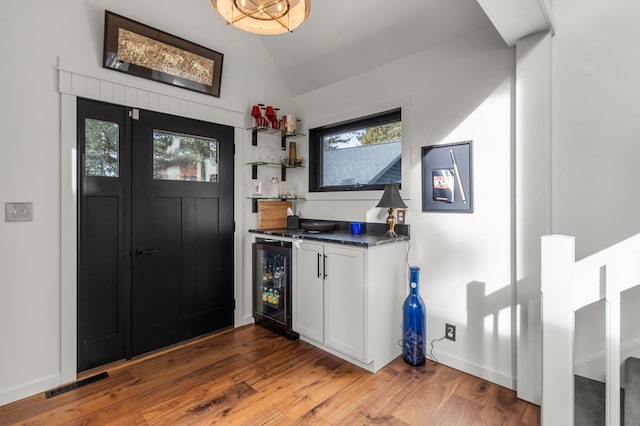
[253,240,291,329]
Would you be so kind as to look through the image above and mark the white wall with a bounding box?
[552,0,640,258]
[0,0,295,405]
[292,25,517,388]
[552,0,640,380]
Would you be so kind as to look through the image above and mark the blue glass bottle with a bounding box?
[403,266,426,366]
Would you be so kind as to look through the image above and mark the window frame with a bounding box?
[308,108,402,193]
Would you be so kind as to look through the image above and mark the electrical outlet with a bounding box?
[396,209,406,224]
[445,323,456,341]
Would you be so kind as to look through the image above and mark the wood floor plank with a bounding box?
[479,387,530,426]
[144,381,257,425]
[242,341,326,388]
[102,411,150,425]
[453,373,499,406]
[392,361,466,424]
[429,393,489,425]
[519,401,542,425]
[273,361,363,420]
[0,370,136,425]
[337,409,410,425]
[339,363,421,424]
[138,377,246,424]
[0,325,541,426]
[295,366,387,424]
[39,353,251,425]
[220,353,333,422]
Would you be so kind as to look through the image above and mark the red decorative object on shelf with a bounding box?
[251,104,268,127]
[265,105,279,129]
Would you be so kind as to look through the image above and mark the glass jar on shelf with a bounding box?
[270,174,279,198]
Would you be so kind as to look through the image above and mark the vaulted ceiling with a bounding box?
[250,0,552,96]
[257,0,491,96]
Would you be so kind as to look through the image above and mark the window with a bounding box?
[84,118,119,177]
[309,109,401,192]
[152,130,219,182]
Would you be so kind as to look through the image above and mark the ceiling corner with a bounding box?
[476,0,554,47]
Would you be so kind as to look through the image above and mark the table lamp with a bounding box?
[376,184,407,237]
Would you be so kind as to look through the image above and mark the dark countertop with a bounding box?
[249,220,410,248]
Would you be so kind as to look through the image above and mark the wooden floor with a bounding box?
[0,325,540,425]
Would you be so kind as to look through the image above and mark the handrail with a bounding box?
[541,233,640,425]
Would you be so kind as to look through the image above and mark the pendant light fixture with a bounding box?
[210,0,311,35]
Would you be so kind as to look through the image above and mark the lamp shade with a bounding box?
[210,0,311,35]
[376,184,408,209]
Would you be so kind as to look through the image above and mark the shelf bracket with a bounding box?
[281,165,287,182]
[252,164,258,180]
[281,133,286,150]
[252,128,258,146]
[252,198,258,213]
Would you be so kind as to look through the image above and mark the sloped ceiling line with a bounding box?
[475,0,554,47]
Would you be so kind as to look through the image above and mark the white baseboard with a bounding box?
[299,336,380,373]
[237,315,255,327]
[433,351,516,391]
[0,374,61,406]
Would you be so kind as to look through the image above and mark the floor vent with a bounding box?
[44,372,109,399]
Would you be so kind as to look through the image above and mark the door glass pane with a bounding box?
[85,118,119,177]
[153,130,219,182]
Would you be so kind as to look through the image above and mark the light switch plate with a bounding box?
[5,202,33,222]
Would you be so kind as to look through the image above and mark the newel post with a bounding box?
[541,234,575,425]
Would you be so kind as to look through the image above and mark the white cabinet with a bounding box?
[293,239,407,372]
[323,244,365,360]
[294,242,324,342]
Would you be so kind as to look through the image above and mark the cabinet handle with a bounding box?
[323,254,328,279]
[317,253,321,278]
[136,248,159,256]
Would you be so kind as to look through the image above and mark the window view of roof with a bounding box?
[322,141,401,186]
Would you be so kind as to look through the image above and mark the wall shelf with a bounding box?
[248,126,305,150]
[246,161,304,182]
[247,196,305,213]
[247,122,305,212]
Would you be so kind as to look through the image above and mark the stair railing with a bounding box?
[541,233,640,425]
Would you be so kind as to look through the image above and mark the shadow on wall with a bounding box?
[466,278,541,388]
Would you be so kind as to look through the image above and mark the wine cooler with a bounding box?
[252,238,298,339]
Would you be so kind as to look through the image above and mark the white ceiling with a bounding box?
[257,0,497,96]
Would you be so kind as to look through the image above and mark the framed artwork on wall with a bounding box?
[103,11,224,97]
[421,141,473,213]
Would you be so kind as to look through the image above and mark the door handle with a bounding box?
[323,254,328,279]
[317,253,321,278]
[136,249,159,256]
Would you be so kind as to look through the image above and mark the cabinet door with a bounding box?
[293,242,324,341]
[324,244,365,360]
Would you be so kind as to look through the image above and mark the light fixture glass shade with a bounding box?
[376,184,408,209]
[210,0,311,35]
